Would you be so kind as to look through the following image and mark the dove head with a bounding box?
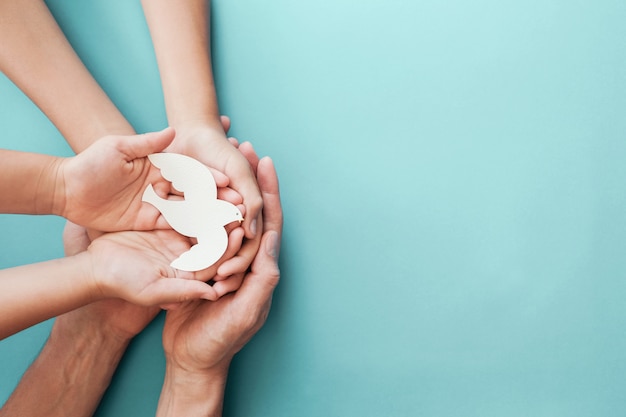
[216,200,244,226]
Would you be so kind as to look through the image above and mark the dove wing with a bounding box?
[170,226,228,271]
[148,153,217,202]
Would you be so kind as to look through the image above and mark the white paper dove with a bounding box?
[142,153,243,271]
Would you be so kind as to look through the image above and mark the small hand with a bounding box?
[164,122,263,278]
[60,127,181,232]
[87,229,224,306]
[60,221,160,342]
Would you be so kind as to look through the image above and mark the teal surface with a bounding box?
[1,0,626,415]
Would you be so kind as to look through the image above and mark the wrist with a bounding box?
[37,155,67,217]
[169,114,224,132]
[157,363,229,417]
[166,123,229,159]
[52,309,131,356]
[71,250,106,305]
[47,310,131,390]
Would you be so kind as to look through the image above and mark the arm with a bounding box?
[0,149,64,215]
[0,315,130,417]
[0,128,174,230]
[0,0,134,149]
[157,153,283,417]
[0,222,159,417]
[140,0,263,246]
[0,229,221,341]
[0,253,98,340]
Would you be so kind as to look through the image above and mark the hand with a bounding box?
[56,116,240,345]
[156,154,282,416]
[59,221,161,344]
[165,122,263,278]
[86,229,225,306]
[59,128,180,231]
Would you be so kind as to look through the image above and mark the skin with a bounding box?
[140,0,264,277]
[0,128,176,229]
[0,143,282,417]
[0,228,220,341]
[157,153,283,417]
[0,1,273,414]
[0,0,255,276]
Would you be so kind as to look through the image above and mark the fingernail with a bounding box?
[250,218,257,236]
[266,231,278,258]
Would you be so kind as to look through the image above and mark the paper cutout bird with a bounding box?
[142,153,243,271]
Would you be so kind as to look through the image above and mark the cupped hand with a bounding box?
[162,155,282,375]
[60,128,179,232]
[166,122,263,237]
[60,221,160,343]
[87,229,224,306]
[164,122,264,278]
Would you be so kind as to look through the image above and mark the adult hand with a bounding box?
[156,154,282,417]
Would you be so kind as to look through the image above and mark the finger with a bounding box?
[212,273,244,298]
[139,279,218,305]
[220,115,231,133]
[228,137,240,147]
[238,141,261,175]
[209,167,229,188]
[218,215,261,277]
[193,227,245,282]
[233,144,263,238]
[257,157,283,251]
[174,268,196,280]
[217,187,243,206]
[124,127,176,159]
[235,231,281,306]
[238,180,264,239]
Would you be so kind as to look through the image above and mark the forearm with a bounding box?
[0,253,97,340]
[0,150,65,215]
[0,0,133,150]
[141,0,223,130]
[156,364,229,417]
[0,313,130,417]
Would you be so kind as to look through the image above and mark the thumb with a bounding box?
[136,278,218,306]
[125,127,176,159]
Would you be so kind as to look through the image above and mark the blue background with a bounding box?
[1,0,626,415]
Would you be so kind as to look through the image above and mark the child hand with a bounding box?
[164,124,263,277]
[86,229,219,306]
[59,127,234,232]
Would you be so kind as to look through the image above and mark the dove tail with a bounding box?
[142,184,160,207]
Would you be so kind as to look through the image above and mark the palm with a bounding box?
[64,139,171,231]
[162,296,241,372]
[89,230,197,302]
[61,222,160,340]
[166,125,262,238]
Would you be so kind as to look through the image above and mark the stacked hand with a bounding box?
[164,119,263,280]
[157,145,282,417]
